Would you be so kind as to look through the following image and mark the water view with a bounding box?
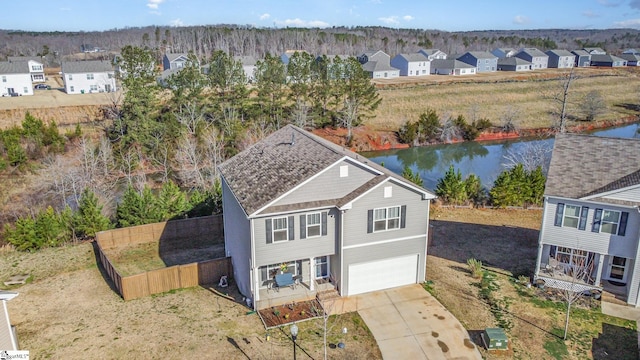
[362,123,640,191]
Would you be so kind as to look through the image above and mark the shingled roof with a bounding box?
[545,133,640,205]
[219,125,433,216]
[61,60,113,73]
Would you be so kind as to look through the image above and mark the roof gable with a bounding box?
[545,134,640,205]
[0,61,29,74]
[61,60,114,73]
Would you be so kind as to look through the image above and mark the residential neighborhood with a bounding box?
[2,19,640,360]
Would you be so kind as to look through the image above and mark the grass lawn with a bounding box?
[371,67,640,132]
[428,207,639,360]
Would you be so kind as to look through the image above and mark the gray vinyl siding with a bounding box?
[221,179,253,299]
[627,257,640,305]
[253,208,337,267]
[343,182,429,247]
[541,198,640,257]
[341,237,426,296]
[601,187,640,203]
[272,159,377,207]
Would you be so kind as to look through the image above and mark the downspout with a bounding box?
[250,218,256,310]
[340,209,345,296]
[533,197,549,282]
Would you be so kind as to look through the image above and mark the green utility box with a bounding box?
[481,328,509,350]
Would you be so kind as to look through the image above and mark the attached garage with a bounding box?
[347,254,419,295]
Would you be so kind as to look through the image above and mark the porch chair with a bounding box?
[275,273,296,290]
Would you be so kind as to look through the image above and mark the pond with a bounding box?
[361,123,640,191]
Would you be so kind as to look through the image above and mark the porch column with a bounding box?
[595,253,605,286]
[253,267,260,302]
[309,257,315,291]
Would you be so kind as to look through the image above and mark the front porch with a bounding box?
[256,279,336,309]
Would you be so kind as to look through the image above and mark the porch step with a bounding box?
[601,290,628,306]
[316,289,340,303]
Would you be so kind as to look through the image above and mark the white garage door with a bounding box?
[348,254,418,295]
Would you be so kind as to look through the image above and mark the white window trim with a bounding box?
[314,256,329,279]
[306,212,322,238]
[272,217,288,243]
[600,209,621,235]
[373,205,401,232]
[86,73,94,80]
[562,204,581,228]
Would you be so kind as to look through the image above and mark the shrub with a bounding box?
[435,165,467,204]
[467,258,483,278]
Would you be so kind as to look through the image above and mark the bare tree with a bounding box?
[579,90,607,122]
[500,106,520,133]
[439,113,461,143]
[547,68,577,133]
[501,141,553,173]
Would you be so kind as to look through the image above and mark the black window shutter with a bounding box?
[618,212,629,236]
[367,210,373,233]
[288,216,295,240]
[592,209,603,233]
[400,205,407,228]
[300,215,306,239]
[265,219,272,244]
[554,203,564,227]
[578,207,589,230]
[321,212,328,236]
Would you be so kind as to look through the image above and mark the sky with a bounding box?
[5,0,640,32]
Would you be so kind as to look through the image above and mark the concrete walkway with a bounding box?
[331,285,482,360]
[601,301,640,321]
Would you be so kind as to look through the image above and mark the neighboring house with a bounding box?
[418,49,447,60]
[430,59,476,75]
[163,53,189,71]
[623,49,640,55]
[8,56,45,82]
[572,50,592,67]
[620,53,640,66]
[218,125,436,309]
[281,50,308,65]
[81,44,102,53]
[0,61,33,96]
[390,53,430,76]
[0,291,19,351]
[358,50,399,79]
[584,47,606,55]
[590,54,627,67]
[61,60,116,94]
[545,50,575,69]
[315,55,351,79]
[514,48,549,69]
[534,134,640,306]
[233,55,257,82]
[497,57,532,71]
[457,51,498,73]
[491,47,517,59]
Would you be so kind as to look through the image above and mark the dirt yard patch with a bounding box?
[259,299,324,328]
[0,243,381,359]
[427,207,637,360]
[103,241,225,276]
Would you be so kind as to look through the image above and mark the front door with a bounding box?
[105,84,111,92]
[607,256,628,283]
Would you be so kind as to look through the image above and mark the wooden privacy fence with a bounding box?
[95,215,231,301]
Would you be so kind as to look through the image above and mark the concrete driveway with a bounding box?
[333,284,482,360]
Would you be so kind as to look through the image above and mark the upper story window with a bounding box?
[373,206,401,232]
[562,205,581,228]
[592,208,628,236]
[306,213,321,238]
[32,65,43,71]
[87,73,94,80]
[272,217,288,242]
[1,76,5,82]
[68,74,73,81]
[554,203,588,230]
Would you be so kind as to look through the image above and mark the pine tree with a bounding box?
[435,165,467,204]
[157,181,189,220]
[4,217,38,251]
[528,166,546,206]
[74,188,112,237]
[402,165,424,187]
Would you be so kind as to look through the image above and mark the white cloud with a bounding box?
[598,0,623,7]
[147,0,164,10]
[582,10,600,18]
[259,13,270,20]
[614,18,640,28]
[513,15,530,25]
[379,16,399,25]
[169,18,184,27]
[275,18,330,28]
[403,15,414,21]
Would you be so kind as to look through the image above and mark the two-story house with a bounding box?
[497,57,532,72]
[418,49,447,60]
[8,56,45,82]
[534,134,640,305]
[219,125,435,309]
[233,55,257,82]
[390,53,430,77]
[357,50,400,79]
[545,50,575,69]
[163,53,189,71]
[590,54,627,67]
[457,51,498,73]
[491,48,517,59]
[61,60,116,94]
[572,50,592,67]
[514,48,549,70]
[0,62,33,96]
